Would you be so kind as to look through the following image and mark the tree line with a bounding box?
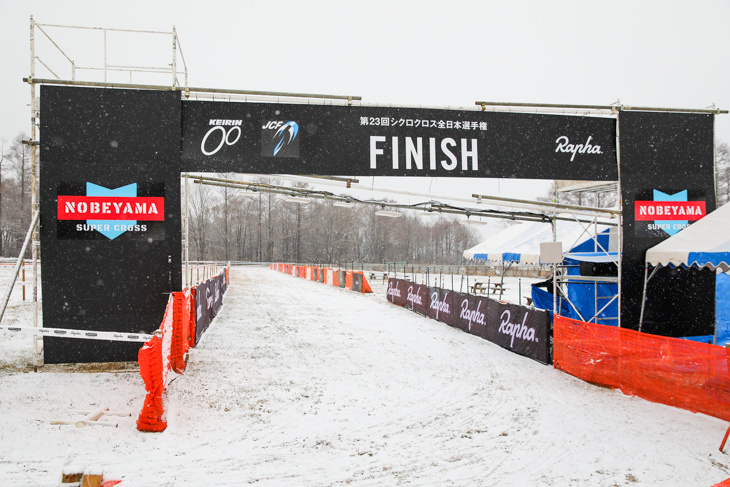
[187,176,480,264]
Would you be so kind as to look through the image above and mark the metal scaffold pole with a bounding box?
[30,16,41,367]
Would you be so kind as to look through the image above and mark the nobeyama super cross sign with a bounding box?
[56,182,166,241]
[633,189,707,237]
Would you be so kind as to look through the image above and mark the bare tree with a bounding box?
[716,141,730,205]
[189,181,215,260]
[5,134,31,221]
[0,138,5,256]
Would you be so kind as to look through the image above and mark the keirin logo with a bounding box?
[460,299,485,331]
[498,310,537,347]
[201,119,243,156]
[555,135,603,161]
[263,121,299,156]
[407,286,423,306]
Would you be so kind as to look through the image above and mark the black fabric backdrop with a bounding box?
[388,278,551,364]
[40,86,182,364]
[618,111,716,335]
[181,102,618,180]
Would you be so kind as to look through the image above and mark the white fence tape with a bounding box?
[0,324,153,342]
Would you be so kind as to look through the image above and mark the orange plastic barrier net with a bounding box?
[137,294,174,432]
[554,315,730,422]
[138,289,196,432]
[713,478,730,487]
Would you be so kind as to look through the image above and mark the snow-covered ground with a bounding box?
[0,265,729,486]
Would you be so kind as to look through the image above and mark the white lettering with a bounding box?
[405,137,423,170]
[441,138,458,170]
[498,310,538,347]
[461,139,478,171]
[429,138,437,170]
[392,137,399,170]
[460,299,485,331]
[370,136,386,169]
[387,281,402,298]
[407,286,423,306]
[430,291,450,320]
[555,135,602,161]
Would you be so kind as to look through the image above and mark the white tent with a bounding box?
[463,219,611,265]
[642,202,730,345]
[645,202,730,273]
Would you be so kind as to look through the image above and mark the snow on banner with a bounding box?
[387,278,551,364]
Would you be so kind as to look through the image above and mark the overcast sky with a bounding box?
[1,0,728,204]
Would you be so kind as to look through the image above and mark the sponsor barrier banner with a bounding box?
[388,278,551,364]
[181,102,617,181]
[194,268,228,344]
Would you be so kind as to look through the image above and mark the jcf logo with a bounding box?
[261,120,300,158]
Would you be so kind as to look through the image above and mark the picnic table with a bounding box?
[489,283,508,298]
[471,282,488,294]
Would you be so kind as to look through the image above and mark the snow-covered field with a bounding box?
[0,265,729,486]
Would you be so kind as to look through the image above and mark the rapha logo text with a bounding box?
[460,299,485,331]
[499,310,537,347]
[555,136,603,161]
[387,282,402,299]
[407,286,423,306]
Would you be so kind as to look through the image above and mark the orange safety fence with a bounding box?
[554,315,730,422]
[137,289,197,431]
[270,264,372,293]
[137,293,176,432]
[712,478,730,487]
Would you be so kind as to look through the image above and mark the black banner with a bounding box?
[181,102,618,180]
[619,112,716,333]
[388,278,551,364]
[40,86,182,364]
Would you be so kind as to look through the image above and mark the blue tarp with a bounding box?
[531,285,571,320]
[717,272,730,346]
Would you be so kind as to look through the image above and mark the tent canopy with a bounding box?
[645,202,730,272]
[463,220,612,265]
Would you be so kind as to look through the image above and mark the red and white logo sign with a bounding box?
[57,196,165,221]
[634,201,706,221]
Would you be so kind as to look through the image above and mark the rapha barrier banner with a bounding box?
[195,269,228,344]
[181,102,618,181]
[387,278,551,364]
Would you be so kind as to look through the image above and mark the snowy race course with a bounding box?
[1,265,729,486]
